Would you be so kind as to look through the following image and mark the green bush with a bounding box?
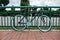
[0,9,60,17]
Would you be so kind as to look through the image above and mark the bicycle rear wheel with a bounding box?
[37,15,51,32]
[11,15,27,31]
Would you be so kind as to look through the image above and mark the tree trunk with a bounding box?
[20,0,30,13]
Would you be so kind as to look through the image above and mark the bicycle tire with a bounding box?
[37,15,51,32]
[11,15,27,31]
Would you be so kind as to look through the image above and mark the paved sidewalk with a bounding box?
[0,31,60,40]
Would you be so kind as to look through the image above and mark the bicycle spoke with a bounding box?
[11,15,27,31]
[37,15,51,32]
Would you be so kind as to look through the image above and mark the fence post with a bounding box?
[49,8,52,27]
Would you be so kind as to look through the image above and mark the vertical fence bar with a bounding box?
[7,17,8,26]
[56,17,58,26]
[50,8,52,27]
[1,16,3,26]
[4,17,6,26]
[16,16,18,26]
[58,17,60,26]
[56,17,57,26]
[10,16,11,27]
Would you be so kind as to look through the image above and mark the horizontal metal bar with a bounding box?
[0,6,60,8]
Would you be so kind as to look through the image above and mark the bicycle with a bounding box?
[11,8,52,32]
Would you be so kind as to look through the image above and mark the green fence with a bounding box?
[0,6,60,29]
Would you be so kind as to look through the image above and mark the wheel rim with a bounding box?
[37,15,51,32]
[11,15,27,31]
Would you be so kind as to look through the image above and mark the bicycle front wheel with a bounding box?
[37,15,51,32]
[11,15,27,31]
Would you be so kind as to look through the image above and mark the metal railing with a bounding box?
[0,6,60,27]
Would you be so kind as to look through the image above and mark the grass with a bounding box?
[52,26,60,30]
[0,26,12,30]
[0,26,60,30]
